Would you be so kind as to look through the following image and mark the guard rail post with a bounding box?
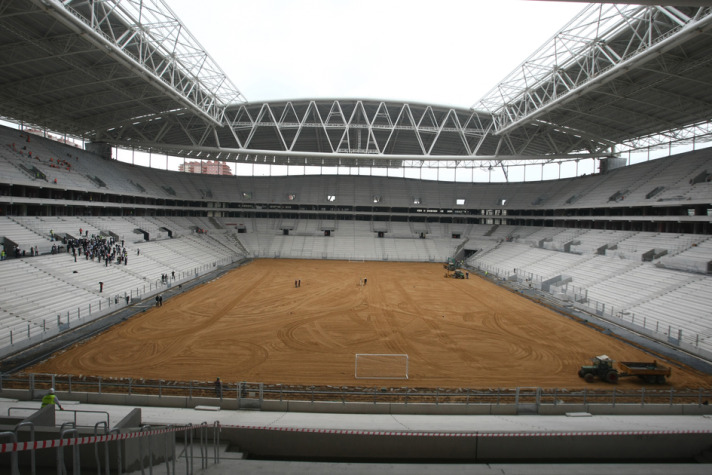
[0,431,20,475]
[94,421,109,475]
[14,421,35,475]
[58,423,79,475]
[108,428,122,475]
[212,422,221,465]
[139,424,153,475]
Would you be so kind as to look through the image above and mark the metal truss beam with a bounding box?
[475,4,712,136]
[112,139,602,166]
[618,118,712,152]
[100,100,511,161]
[225,101,490,156]
[0,11,166,132]
[35,0,245,126]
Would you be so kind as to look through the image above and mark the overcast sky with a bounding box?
[167,0,585,108]
[114,0,602,178]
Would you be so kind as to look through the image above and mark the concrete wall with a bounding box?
[3,389,712,464]
[2,388,712,416]
[221,427,712,462]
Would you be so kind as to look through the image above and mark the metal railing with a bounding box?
[0,256,240,357]
[3,373,711,410]
[556,283,712,360]
[471,264,712,360]
[8,407,110,428]
[0,417,221,475]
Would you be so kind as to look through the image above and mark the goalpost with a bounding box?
[354,353,409,380]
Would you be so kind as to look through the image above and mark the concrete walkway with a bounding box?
[4,397,712,434]
[2,397,712,474]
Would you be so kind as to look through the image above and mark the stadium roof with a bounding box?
[1,1,712,169]
[0,0,244,135]
[475,3,712,156]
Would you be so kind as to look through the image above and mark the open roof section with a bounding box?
[0,0,244,135]
[474,3,712,155]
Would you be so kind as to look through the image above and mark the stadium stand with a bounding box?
[2,2,712,472]
[2,134,712,358]
[659,237,712,273]
[0,0,712,473]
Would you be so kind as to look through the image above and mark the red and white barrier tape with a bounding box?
[0,425,192,454]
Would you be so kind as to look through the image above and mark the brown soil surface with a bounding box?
[29,259,712,389]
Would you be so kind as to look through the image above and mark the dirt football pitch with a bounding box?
[30,259,712,389]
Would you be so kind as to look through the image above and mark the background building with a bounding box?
[178,160,233,175]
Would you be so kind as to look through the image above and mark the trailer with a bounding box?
[619,361,671,384]
[578,355,671,384]
[443,257,457,271]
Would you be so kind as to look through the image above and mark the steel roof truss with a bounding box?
[55,0,245,125]
[326,101,351,153]
[345,101,376,153]
[383,104,421,155]
[476,4,712,139]
[223,109,244,149]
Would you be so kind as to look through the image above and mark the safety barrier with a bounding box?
[208,423,712,462]
[0,418,221,475]
[221,423,712,438]
[2,374,712,414]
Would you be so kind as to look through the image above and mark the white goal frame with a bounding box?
[354,353,409,380]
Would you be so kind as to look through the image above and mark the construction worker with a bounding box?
[214,377,223,398]
[41,388,64,410]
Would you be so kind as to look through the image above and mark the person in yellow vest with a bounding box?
[41,388,63,410]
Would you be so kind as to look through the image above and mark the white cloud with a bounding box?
[168,0,584,106]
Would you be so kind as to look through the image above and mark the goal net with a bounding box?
[354,353,409,380]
